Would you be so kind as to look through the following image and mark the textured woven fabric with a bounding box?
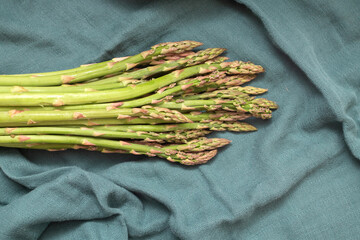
[0,0,359,239]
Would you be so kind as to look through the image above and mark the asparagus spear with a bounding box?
[3,51,177,78]
[0,111,252,127]
[0,80,147,93]
[123,137,232,152]
[0,137,230,153]
[146,51,196,65]
[178,74,258,95]
[0,127,210,143]
[0,107,192,124]
[94,121,257,132]
[154,98,274,119]
[83,48,226,86]
[0,135,231,154]
[0,136,229,152]
[163,137,231,152]
[0,121,256,141]
[0,135,223,165]
[0,41,203,86]
[181,86,268,99]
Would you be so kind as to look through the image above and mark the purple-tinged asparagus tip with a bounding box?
[179,150,218,165]
[152,41,203,54]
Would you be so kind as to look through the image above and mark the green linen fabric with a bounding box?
[0,0,359,239]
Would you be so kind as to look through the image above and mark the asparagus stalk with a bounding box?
[0,143,79,151]
[0,118,167,127]
[0,121,256,138]
[2,60,112,78]
[122,137,232,152]
[179,74,258,95]
[146,51,196,65]
[175,92,278,109]
[181,86,268,99]
[0,107,192,124]
[2,141,222,165]
[2,52,170,78]
[94,121,257,132]
[0,135,223,165]
[0,41,203,86]
[0,137,230,152]
[155,98,274,119]
[0,127,210,143]
[0,137,230,153]
[162,137,231,152]
[83,48,226,86]
[0,80,146,93]
[0,111,252,127]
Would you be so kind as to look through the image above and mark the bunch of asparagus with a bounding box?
[0,41,277,165]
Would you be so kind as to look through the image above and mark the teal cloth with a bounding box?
[1,0,360,239]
